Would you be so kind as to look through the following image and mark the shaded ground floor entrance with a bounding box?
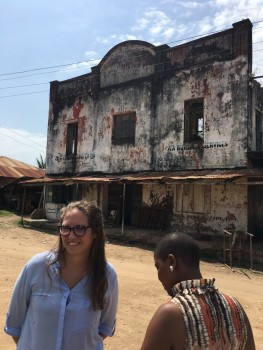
[21,169,263,242]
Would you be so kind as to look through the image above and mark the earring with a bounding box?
[170,265,174,272]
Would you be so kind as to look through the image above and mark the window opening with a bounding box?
[66,123,78,157]
[184,99,204,142]
[112,112,136,145]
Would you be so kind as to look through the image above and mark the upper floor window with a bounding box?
[66,122,78,157]
[112,112,136,145]
[184,99,204,142]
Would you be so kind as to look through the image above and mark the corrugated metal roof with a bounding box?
[0,156,45,179]
[119,169,250,183]
[73,176,120,182]
[21,175,120,185]
[21,169,257,186]
[166,169,249,181]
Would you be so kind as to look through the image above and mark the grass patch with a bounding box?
[17,218,30,229]
[0,210,14,217]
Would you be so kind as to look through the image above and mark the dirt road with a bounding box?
[0,214,262,349]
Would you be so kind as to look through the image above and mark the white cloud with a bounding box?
[212,0,263,29]
[179,10,194,18]
[151,41,162,46]
[96,33,138,47]
[160,0,176,3]
[212,9,234,29]
[146,10,172,35]
[149,25,162,36]
[179,1,204,9]
[0,127,46,167]
[77,3,263,86]
[96,36,111,44]
[84,50,98,57]
[162,27,176,40]
[170,24,188,43]
[132,18,149,31]
[132,8,180,42]
[212,0,230,5]
[197,17,213,34]
[207,0,263,84]
[59,59,102,77]
[253,24,263,81]
[96,34,119,44]
[119,34,137,41]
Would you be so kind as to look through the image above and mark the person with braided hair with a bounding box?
[140,232,255,350]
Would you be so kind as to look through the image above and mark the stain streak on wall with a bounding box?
[45,19,263,236]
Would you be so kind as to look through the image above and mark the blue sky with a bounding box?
[1,0,263,166]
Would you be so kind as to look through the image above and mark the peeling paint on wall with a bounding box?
[73,98,84,119]
[46,19,254,176]
[170,183,247,234]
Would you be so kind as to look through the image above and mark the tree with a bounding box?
[36,154,46,169]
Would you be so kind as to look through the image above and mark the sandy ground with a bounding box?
[0,214,262,350]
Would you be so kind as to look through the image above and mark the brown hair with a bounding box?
[51,200,107,310]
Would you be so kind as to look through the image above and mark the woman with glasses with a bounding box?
[5,200,118,350]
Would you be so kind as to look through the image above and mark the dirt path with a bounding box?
[0,214,262,349]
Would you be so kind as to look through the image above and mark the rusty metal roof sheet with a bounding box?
[73,176,120,182]
[119,169,250,183]
[166,169,249,181]
[21,169,257,186]
[0,156,45,179]
[21,175,120,185]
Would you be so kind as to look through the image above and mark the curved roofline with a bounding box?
[99,40,156,67]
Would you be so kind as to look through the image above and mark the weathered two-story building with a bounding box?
[39,18,263,240]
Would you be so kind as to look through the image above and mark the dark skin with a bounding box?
[140,302,186,350]
[140,253,255,350]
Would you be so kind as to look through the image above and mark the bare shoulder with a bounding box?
[140,301,185,350]
[154,301,182,320]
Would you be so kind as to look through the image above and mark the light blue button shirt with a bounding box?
[4,251,118,350]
